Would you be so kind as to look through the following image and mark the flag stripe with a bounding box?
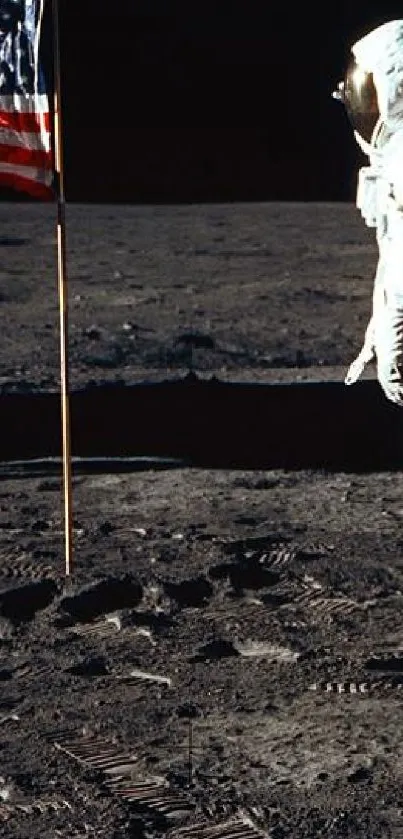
[0,94,50,114]
[0,142,52,169]
[0,159,53,184]
[0,170,53,198]
[0,108,51,135]
[0,127,51,152]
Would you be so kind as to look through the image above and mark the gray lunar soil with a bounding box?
[1,202,403,838]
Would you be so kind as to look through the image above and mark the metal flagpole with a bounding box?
[51,0,73,576]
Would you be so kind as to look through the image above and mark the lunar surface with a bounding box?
[1,201,403,838]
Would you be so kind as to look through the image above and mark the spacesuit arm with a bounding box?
[391,171,403,209]
[382,130,403,210]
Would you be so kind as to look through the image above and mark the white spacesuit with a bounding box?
[334,19,403,405]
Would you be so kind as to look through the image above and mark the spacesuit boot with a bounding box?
[334,19,403,406]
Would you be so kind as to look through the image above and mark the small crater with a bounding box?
[208,562,232,581]
[67,655,109,677]
[0,236,28,247]
[60,576,142,622]
[176,703,200,719]
[174,333,216,350]
[348,766,373,783]
[191,638,239,662]
[0,668,13,681]
[129,610,171,631]
[84,325,102,340]
[366,654,403,672]
[36,480,61,492]
[163,577,213,608]
[0,579,58,624]
[208,559,279,593]
[233,476,280,490]
[98,520,115,536]
[222,533,289,555]
[233,515,262,526]
[262,590,292,607]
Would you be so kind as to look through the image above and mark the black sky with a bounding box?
[11,1,403,202]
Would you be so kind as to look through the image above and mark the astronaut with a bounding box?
[334,19,403,405]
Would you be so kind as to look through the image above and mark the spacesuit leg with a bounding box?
[373,208,403,406]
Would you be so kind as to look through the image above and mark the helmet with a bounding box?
[333,57,380,142]
[333,21,403,142]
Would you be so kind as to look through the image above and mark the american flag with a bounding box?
[0,0,53,198]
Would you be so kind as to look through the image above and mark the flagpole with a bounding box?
[51,0,73,576]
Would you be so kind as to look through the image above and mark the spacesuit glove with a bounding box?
[345,343,375,385]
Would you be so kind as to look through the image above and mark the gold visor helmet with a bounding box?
[333,57,380,142]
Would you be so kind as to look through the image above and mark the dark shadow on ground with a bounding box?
[0,374,402,472]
